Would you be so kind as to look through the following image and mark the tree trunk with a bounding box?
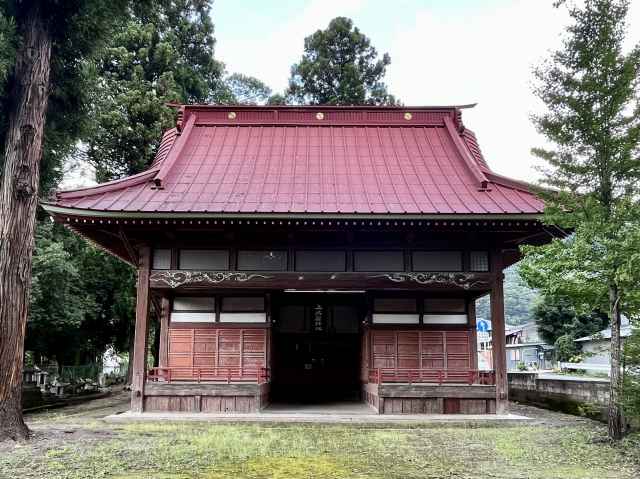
[608,283,624,440]
[0,5,52,442]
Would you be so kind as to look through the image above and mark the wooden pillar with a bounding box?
[468,299,478,370]
[490,252,508,414]
[131,246,151,413]
[158,297,170,367]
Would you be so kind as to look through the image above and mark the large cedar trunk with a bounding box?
[0,6,52,441]
[608,283,624,440]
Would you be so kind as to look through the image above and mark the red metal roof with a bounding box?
[48,106,543,216]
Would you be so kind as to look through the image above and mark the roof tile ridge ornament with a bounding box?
[166,102,185,133]
[443,115,490,191]
[152,111,196,189]
[454,108,463,130]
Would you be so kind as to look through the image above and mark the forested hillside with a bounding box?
[476,264,539,326]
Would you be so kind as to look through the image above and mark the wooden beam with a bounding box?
[145,382,262,396]
[149,270,493,291]
[119,228,139,265]
[490,251,508,414]
[130,246,151,413]
[158,296,170,367]
[378,384,496,399]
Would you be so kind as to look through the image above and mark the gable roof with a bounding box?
[44,105,544,217]
[575,322,635,342]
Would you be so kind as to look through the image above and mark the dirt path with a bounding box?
[0,387,129,457]
[25,386,130,427]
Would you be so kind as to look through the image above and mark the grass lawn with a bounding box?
[1,392,638,479]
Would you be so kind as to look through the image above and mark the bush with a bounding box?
[555,334,579,362]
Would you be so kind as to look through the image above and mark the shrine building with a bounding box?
[43,105,555,414]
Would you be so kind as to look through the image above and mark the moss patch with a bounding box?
[1,422,639,479]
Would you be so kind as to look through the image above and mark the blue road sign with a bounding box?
[477,319,489,332]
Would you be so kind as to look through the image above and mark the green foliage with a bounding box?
[521,0,640,318]
[27,222,135,365]
[0,1,132,368]
[476,264,539,325]
[87,1,274,182]
[87,0,226,181]
[221,73,273,105]
[266,92,288,105]
[0,0,129,194]
[28,222,92,364]
[27,0,273,371]
[520,223,640,318]
[522,1,640,438]
[533,295,608,346]
[554,334,580,362]
[0,6,15,90]
[623,327,640,422]
[287,17,398,105]
[44,0,273,367]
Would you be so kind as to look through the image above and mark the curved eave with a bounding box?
[54,168,158,200]
[41,203,543,221]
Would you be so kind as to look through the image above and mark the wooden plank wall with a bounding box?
[168,327,268,376]
[370,330,473,370]
[379,398,495,414]
[145,394,258,413]
[143,383,270,413]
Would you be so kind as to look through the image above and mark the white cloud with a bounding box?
[386,0,640,181]
[216,0,368,95]
[385,0,571,181]
[216,0,640,184]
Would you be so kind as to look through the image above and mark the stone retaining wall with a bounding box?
[508,372,609,420]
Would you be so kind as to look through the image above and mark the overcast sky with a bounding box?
[214,0,640,183]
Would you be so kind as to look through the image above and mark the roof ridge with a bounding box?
[153,113,196,188]
[182,104,478,111]
[443,116,489,190]
[460,127,490,171]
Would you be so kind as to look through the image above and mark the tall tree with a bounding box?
[532,295,608,347]
[520,0,640,440]
[0,0,126,442]
[222,73,273,105]
[80,0,273,385]
[27,222,136,367]
[87,0,226,181]
[287,17,398,105]
[87,1,272,182]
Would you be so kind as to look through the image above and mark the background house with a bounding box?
[505,322,555,371]
[568,319,635,375]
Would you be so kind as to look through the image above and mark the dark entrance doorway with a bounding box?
[271,293,365,402]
